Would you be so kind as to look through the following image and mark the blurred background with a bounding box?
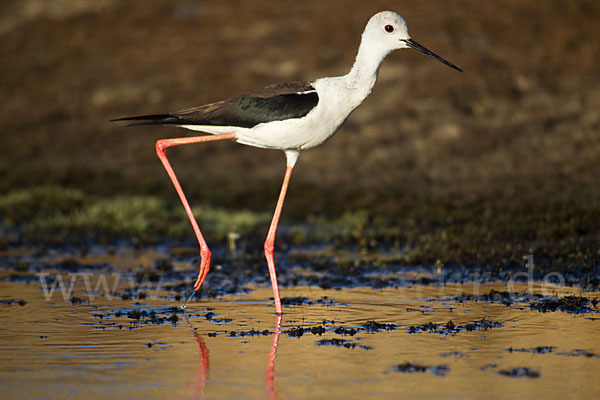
[1,0,599,271]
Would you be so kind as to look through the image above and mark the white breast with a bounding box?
[233,77,367,151]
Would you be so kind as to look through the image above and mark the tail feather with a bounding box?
[110,114,185,127]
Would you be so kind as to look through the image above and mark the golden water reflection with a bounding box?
[191,313,281,400]
[0,281,599,399]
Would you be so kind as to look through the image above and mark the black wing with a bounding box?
[112,81,319,129]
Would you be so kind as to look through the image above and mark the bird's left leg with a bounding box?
[155,132,237,302]
[264,151,299,315]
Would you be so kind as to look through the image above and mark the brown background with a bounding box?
[1,0,599,220]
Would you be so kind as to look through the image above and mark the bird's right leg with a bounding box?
[155,132,237,305]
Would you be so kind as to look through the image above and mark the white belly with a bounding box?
[235,104,343,150]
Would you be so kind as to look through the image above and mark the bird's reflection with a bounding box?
[190,314,283,399]
[265,314,282,399]
[192,331,210,399]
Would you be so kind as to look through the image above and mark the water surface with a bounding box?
[1,277,598,399]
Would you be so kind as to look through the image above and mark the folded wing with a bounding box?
[112,81,319,129]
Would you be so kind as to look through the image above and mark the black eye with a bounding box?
[384,25,394,33]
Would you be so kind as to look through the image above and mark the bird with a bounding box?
[113,11,461,315]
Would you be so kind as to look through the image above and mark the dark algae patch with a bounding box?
[454,289,515,306]
[497,367,540,378]
[506,346,556,354]
[530,295,598,314]
[480,364,498,371]
[363,320,397,332]
[506,347,599,358]
[393,362,450,377]
[440,351,468,358]
[334,326,358,336]
[317,338,373,350]
[218,320,397,339]
[227,328,270,338]
[407,318,502,335]
[91,307,184,330]
[203,311,232,323]
[455,291,599,315]
[284,325,327,337]
[0,299,27,306]
[280,296,340,306]
[557,349,600,358]
[70,296,88,305]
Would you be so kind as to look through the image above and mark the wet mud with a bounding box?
[2,241,598,316]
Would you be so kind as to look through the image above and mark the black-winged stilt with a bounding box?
[113,11,461,314]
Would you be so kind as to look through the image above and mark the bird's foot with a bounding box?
[180,253,211,310]
[180,290,196,311]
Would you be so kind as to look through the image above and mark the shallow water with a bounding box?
[1,272,599,399]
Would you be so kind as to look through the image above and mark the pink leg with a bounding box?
[156,132,237,294]
[264,165,294,315]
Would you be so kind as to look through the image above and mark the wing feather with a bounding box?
[112,81,318,128]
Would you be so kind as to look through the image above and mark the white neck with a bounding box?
[342,35,390,100]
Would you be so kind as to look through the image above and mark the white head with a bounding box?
[362,11,410,54]
[361,11,462,71]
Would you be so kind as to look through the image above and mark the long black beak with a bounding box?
[403,38,462,72]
